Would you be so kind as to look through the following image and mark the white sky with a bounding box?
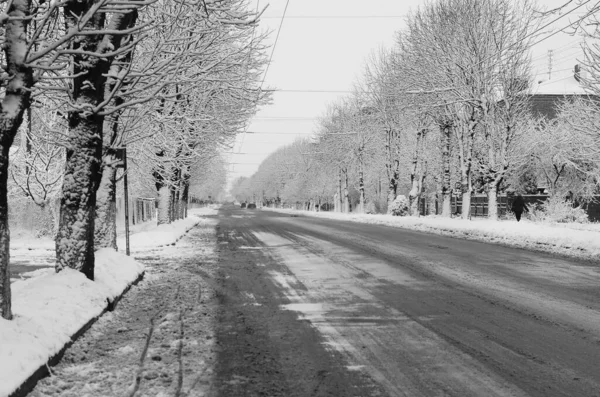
[225,0,588,188]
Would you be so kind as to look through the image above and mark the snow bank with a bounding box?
[0,249,145,397]
[264,208,600,259]
[119,206,218,250]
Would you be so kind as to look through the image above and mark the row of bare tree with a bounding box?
[232,0,600,222]
[0,0,269,320]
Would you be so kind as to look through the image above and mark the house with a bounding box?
[528,65,597,120]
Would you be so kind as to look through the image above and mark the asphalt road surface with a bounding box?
[210,205,600,397]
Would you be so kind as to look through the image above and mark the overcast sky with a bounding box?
[225,0,587,188]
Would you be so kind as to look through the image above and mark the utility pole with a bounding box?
[115,147,130,256]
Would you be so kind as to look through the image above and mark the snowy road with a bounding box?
[211,205,600,397]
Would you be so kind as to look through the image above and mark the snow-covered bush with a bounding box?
[528,195,588,223]
[365,201,377,214]
[389,195,409,216]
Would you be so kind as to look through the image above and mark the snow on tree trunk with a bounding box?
[157,185,171,225]
[56,115,103,280]
[409,129,427,216]
[56,2,124,279]
[358,168,365,214]
[181,177,189,219]
[456,120,475,220]
[169,188,176,222]
[357,145,365,214]
[440,122,452,218]
[387,159,399,214]
[337,168,343,212]
[384,127,401,214]
[343,168,350,213]
[461,190,472,220]
[409,189,419,216]
[94,158,118,250]
[0,0,36,319]
[488,184,499,221]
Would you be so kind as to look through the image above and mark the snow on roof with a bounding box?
[531,75,591,96]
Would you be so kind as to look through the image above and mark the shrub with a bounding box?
[389,195,409,216]
[527,195,588,223]
[365,201,377,214]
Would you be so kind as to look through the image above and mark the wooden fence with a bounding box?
[419,194,600,222]
[116,197,156,225]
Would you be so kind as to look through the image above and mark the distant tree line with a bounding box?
[232,0,600,220]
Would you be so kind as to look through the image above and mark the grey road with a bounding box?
[211,205,600,397]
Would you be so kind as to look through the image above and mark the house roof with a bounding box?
[531,75,591,96]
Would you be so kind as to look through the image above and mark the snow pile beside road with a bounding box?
[0,249,144,397]
[265,208,600,259]
[121,206,218,250]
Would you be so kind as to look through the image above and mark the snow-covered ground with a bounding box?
[121,206,217,250]
[0,250,144,397]
[263,208,600,260]
[1,206,219,397]
[9,206,219,283]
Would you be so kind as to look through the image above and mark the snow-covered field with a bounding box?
[263,208,600,260]
[1,206,218,397]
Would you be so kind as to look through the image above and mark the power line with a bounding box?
[230,152,278,155]
[254,116,318,120]
[261,15,407,19]
[267,88,356,93]
[235,0,262,156]
[259,0,290,90]
[238,0,290,156]
[406,0,594,96]
[244,131,312,134]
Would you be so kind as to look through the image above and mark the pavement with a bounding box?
[29,219,220,397]
[26,205,600,396]
[211,205,600,397]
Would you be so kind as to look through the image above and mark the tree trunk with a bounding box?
[94,157,118,250]
[157,184,171,225]
[488,184,499,221]
[428,192,437,215]
[169,188,177,222]
[440,122,452,217]
[0,148,12,319]
[459,163,473,219]
[0,0,35,319]
[343,168,350,213]
[456,116,476,220]
[409,129,427,216]
[461,190,472,220]
[358,159,365,214]
[386,158,400,213]
[56,115,103,280]
[56,1,126,278]
[385,128,398,212]
[181,174,190,219]
[337,168,343,212]
[487,176,503,221]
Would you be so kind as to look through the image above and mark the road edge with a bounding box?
[8,271,145,397]
[261,207,599,261]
